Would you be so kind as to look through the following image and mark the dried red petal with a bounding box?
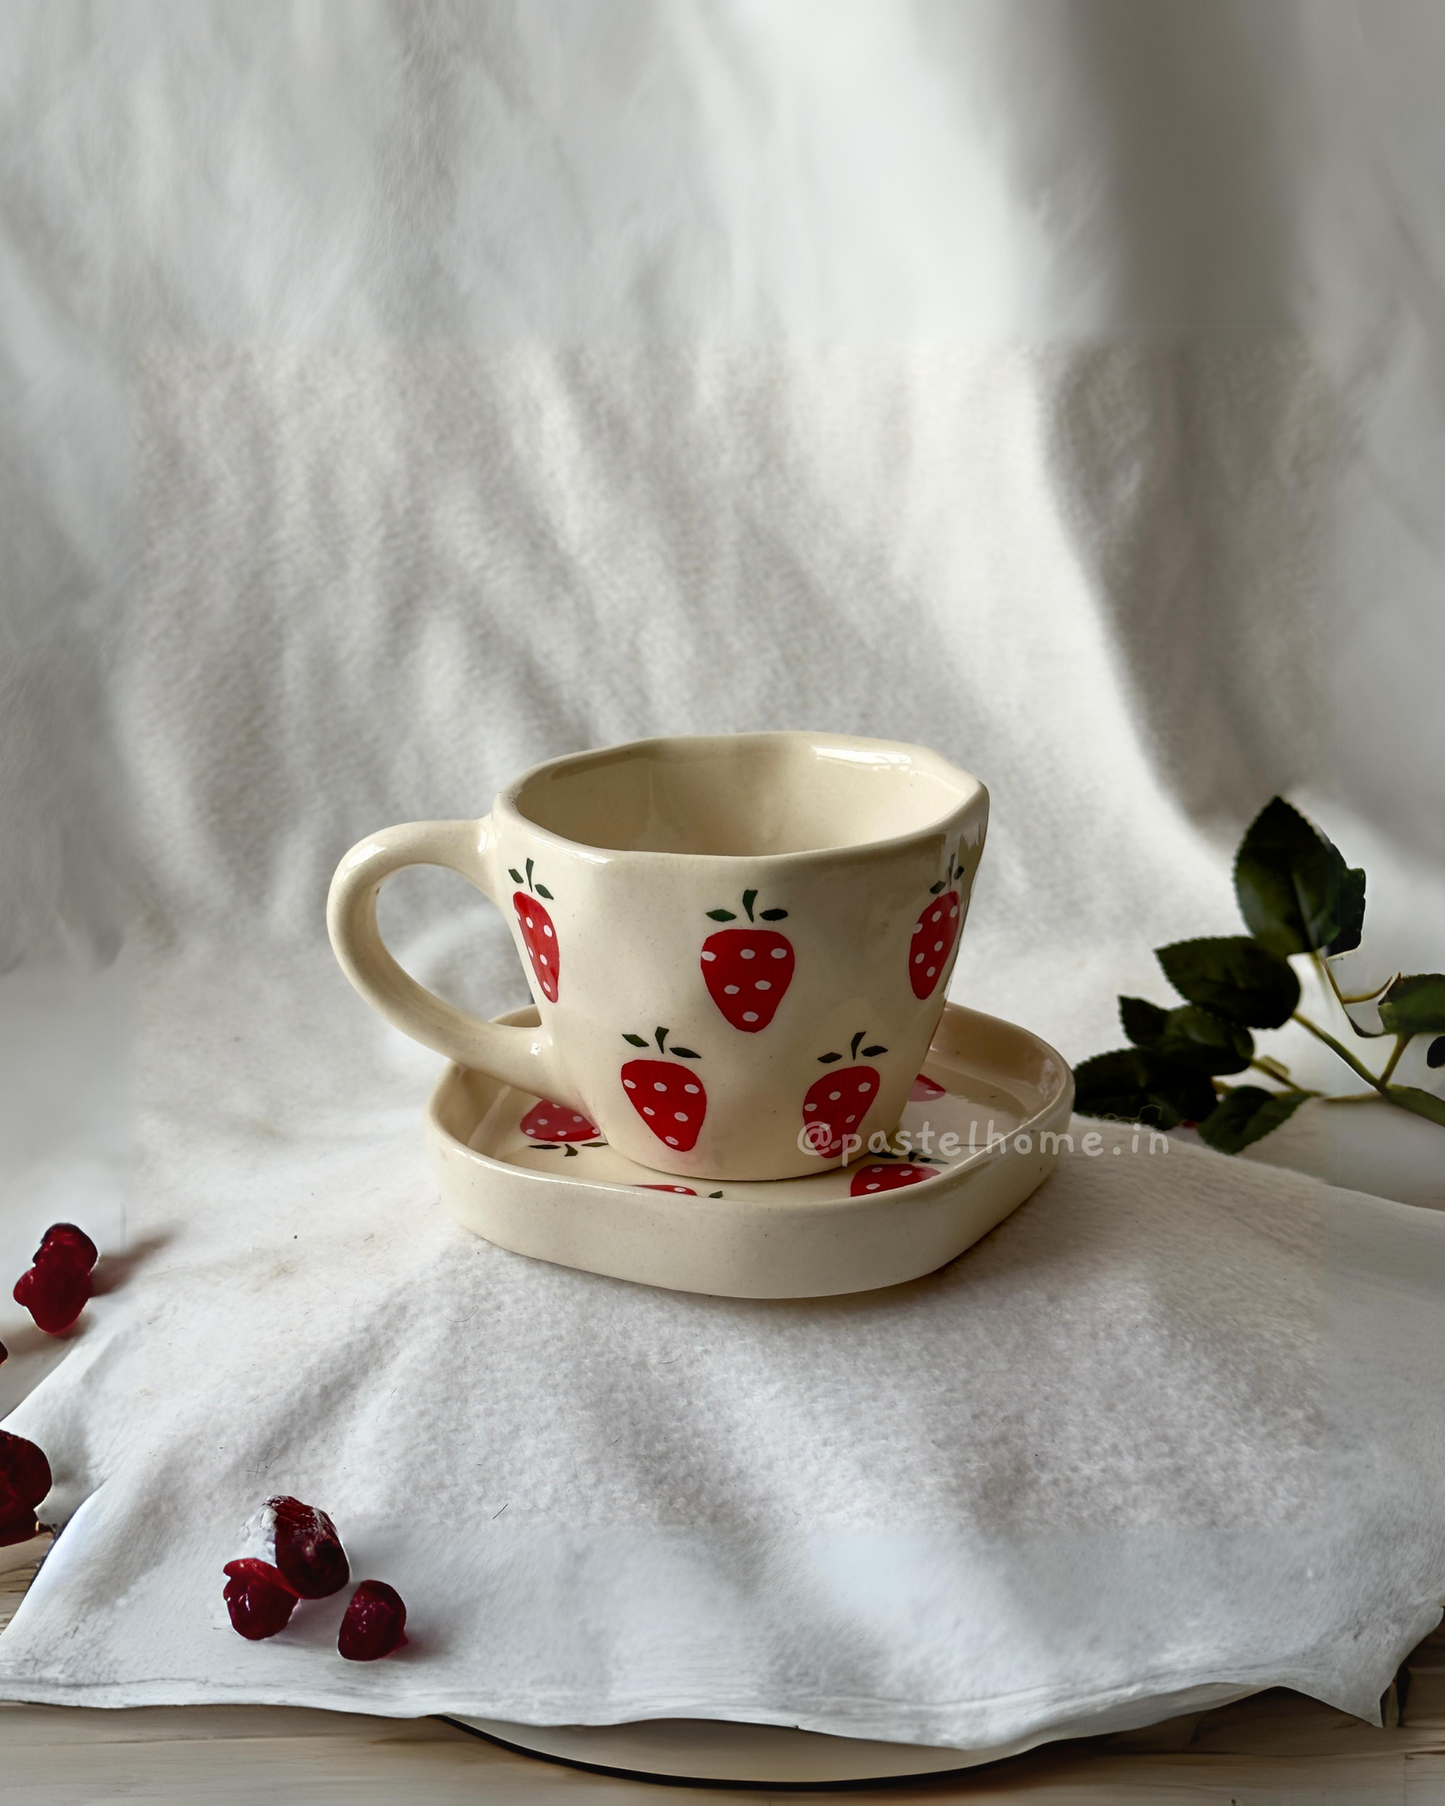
[222,1559,299,1640]
[36,1224,98,1272]
[267,1496,349,1599]
[0,1505,40,1547]
[338,1580,408,1661]
[13,1252,91,1335]
[0,1429,53,1513]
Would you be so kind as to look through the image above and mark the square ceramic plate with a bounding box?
[425,1001,1072,1299]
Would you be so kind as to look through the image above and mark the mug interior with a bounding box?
[510,734,978,858]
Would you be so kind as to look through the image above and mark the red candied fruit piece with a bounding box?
[0,1429,53,1513]
[36,1224,98,1272]
[0,1429,53,1547]
[338,1579,408,1661]
[13,1252,91,1335]
[223,1559,299,1640]
[268,1496,350,1599]
[0,1505,41,1547]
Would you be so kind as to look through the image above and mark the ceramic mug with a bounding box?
[327,732,988,1181]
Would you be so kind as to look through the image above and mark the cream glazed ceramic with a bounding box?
[328,732,988,1181]
[427,1001,1074,1299]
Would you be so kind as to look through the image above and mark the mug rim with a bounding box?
[494,730,986,866]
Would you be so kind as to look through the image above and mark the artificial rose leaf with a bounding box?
[1155,936,1299,1028]
[1378,974,1445,1037]
[1197,1086,1311,1154]
[1119,996,1253,1073]
[1073,1048,1216,1130]
[1233,796,1366,958]
[1119,997,1169,1047]
[1072,1050,1151,1122]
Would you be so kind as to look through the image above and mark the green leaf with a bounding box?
[742,889,757,921]
[622,1033,647,1047]
[1073,1051,1152,1121]
[654,1027,667,1052]
[759,907,788,921]
[1429,1038,1445,1070]
[671,1046,700,1059]
[1378,974,1445,1036]
[535,884,553,900]
[1233,796,1366,958]
[1119,996,1169,1046]
[1197,1086,1311,1154]
[706,909,736,921]
[929,880,947,894]
[1118,995,1253,1074]
[1156,936,1300,1028]
[525,857,535,888]
[1073,1049,1217,1130]
[818,1052,842,1064]
[861,1043,887,1057]
[1385,1085,1445,1130]
[508,868,523,884]
[708,1191,723,1198]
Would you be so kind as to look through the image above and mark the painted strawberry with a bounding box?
[519,1099,601,1142]
[850,1162,932,1197]
[620,1028,707,1152]
[701,889,794,1031]
[636,1184,725,1197]
[801,1030,888,1157]
[910,1073,946,1101]
[909,861,965,999]
[510,858,559,1003]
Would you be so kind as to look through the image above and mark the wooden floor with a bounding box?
[5,1535,1445,1802]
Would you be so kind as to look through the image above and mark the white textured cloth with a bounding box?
[2,939,1444,1743]
[4,0,1445,1753]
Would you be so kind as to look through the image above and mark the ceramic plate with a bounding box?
[425,1001,1072,1298]
[441,1712,1042,1784]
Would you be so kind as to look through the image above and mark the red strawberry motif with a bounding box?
[909,874,963,1000]
[701,890,794,1031]
[519,1099,601,1142]
[910,1073,946,1101]
[801,1030,888,1156]
[509,858,559,1003]
[620,1028,707,1152]
[850,1162,932,1196]
[638,1183,696,1194]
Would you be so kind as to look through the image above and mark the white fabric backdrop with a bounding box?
[4,0,1445,1746]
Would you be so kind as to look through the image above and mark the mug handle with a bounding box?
[326,816,584,1109]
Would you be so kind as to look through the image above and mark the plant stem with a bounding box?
[1250,1055,1294,1084]
[1311,949,1395,1011]
[1292,1012,1389,1093]
[1319,1091,1385,1105]
[1380,1033,1411,1085]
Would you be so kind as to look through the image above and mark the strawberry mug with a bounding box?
[327,732,988,1181]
